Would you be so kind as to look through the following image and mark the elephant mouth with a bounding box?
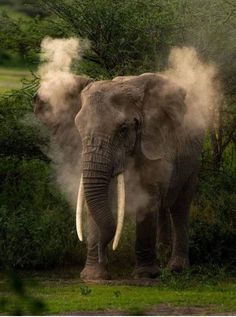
[76,172,125,252]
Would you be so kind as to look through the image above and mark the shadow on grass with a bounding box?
[0,270,47,315]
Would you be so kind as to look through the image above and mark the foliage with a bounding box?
[179,0,236,169]
[79,285,92,296]
[0,92,86,269]
[0,91,43,158]
[190,169,236,268]
[1,0,181,77]
[0,160,83,269]
[39,0,179,77]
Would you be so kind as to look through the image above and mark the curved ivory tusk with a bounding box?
[76,174,84,241]
[112,173,125,250]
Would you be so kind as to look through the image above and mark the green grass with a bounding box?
[0,270,235,315]
[35,281,236,314]
[0,67,32,93]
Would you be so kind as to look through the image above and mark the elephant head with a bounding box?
[34,72,186,263]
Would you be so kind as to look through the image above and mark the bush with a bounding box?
[0,93,86,269]
[189,170,236,269]
[0,157,85,269]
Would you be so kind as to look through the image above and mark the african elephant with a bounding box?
[34,72,204,281]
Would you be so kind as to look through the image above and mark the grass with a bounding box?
[34,280,236,314]
[0,67,32,93]
[0,269,235,315]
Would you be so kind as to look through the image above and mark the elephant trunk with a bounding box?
[82,136,116,262]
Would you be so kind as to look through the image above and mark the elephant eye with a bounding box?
[118,123,129,136]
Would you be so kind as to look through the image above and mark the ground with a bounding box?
[0,268,235,315]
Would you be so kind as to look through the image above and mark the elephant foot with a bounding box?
[80,263,111,281]
[132,262,161,279]
[167,255,189,273]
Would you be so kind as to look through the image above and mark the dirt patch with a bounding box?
[58,304,236,316]
[147,304,236,315]
[57,311,125,316]
[83,278,160,286]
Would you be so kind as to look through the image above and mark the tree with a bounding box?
[179,0,236,170]
[27,0,180,77]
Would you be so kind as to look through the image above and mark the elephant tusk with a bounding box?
[112,173,125,250]
[76,174,84,241]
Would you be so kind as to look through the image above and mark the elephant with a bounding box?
[34,72,204,281]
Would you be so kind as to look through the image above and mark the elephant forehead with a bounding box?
[77,97,125,134]
[82,80,114,99]
[82,80,140,103]
[78,80,138,133]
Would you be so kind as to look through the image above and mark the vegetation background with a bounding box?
[0,0,235,276]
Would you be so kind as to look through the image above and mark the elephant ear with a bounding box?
[34,75,93,129]
[131,73,187,160]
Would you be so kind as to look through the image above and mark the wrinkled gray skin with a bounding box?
[34,73,204,281]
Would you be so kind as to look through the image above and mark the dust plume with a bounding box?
[163,46,221,132]
[37,37,88,206]
[38,37,80,111]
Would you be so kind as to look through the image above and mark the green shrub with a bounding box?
[0,157,86,269]
[189,171,236,269]
[0,94,86,269]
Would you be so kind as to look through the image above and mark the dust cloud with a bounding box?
[38,37,80,112]
[164,46,221,132]
[37,37,87,206]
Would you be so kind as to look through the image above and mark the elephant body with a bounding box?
[35,72,205,280]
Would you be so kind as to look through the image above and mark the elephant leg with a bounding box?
[132,201,160,279]
[80,209,110,281]
[168,174,196,273]
[157,208,172,267]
